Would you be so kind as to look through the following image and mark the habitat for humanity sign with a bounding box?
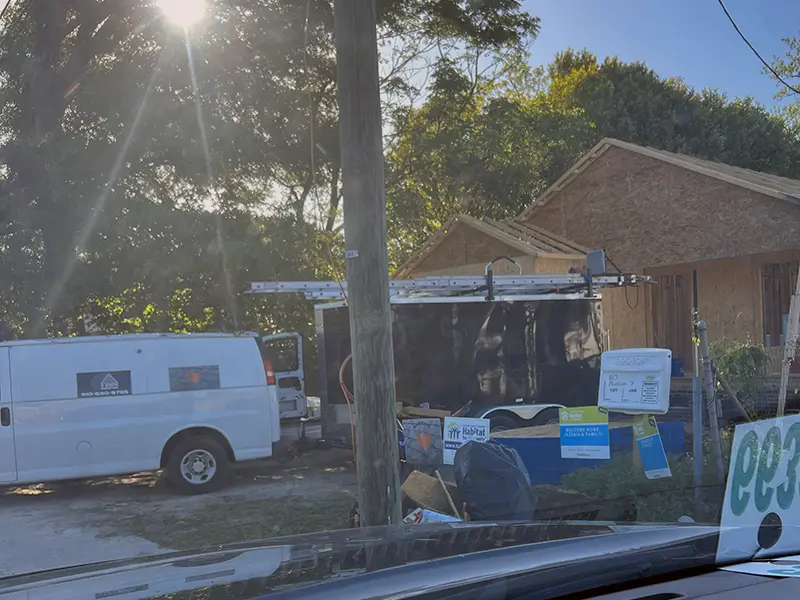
[559,406,610,459]
[443,417,490,465]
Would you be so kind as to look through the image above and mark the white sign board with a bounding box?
[443,417,490,465]
[598,348,671,415]
[717,414,800,563]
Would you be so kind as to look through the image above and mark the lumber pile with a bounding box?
[396,403,450,419]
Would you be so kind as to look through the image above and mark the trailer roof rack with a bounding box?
[248,270,652,305]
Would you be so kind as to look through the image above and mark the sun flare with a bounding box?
[158,0,207,28]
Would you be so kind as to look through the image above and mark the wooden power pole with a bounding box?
[333,0,402,526]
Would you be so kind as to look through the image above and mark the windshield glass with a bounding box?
[1,0,800,596]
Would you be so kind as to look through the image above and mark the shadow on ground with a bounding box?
[0,444,355,506]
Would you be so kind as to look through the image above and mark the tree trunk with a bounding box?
[326,166,341,231]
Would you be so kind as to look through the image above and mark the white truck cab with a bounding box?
[0,333,281,493]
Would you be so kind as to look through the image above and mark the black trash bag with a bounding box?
[454,441,537,522]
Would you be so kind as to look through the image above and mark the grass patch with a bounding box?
[560,441,731,523]
[110,491,356,550]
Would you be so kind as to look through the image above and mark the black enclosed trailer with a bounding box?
[316,298,604,440]
[248,269,651,442]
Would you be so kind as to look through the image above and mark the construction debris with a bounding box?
[402,508,461,524]
[454,441,537,522]
[401,470,460,517]
[396,403,451,419]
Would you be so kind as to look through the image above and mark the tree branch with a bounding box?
[325,165,340,231]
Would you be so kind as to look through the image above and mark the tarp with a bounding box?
[454,441,537,521]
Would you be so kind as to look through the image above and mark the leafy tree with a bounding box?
[552,50,800,177]
[0,0,539,337]
[771,33,800,128]
[385,64,591,263]
[386,48,800,268]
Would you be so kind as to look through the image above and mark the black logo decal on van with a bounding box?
[77,371,132,397]
[169,365,220,392]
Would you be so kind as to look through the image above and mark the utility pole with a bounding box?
[333,0,402,526]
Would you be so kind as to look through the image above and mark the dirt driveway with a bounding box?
[0,445,357,578]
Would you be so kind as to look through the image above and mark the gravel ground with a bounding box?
[0,500,162,578]
[0,436,355,578]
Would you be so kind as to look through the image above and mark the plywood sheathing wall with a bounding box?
[642,253,800,362]
[409,256,534,277]
[696,257,762,345]
[697,249,800,346]
[640,257,760,363]
[408,255,586,278]
[534,255,586,274]
[601,286,648,350]
[411,222,528,274]
[523,147,800,271]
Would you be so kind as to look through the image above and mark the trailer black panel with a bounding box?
[315,299,604,442]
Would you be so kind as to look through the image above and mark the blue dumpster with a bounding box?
[493,421,685,485]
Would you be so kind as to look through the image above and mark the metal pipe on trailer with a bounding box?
[692,270,703,519]
[698,320,725,488]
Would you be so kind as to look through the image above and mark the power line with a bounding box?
[716,0,800,96]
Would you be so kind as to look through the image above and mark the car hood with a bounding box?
[0,521,719,599]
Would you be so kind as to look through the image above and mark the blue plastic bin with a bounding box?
[493,421,685,485]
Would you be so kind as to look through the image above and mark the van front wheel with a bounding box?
[166,436,230,494]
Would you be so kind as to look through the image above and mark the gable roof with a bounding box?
[393,214,588,279]
[517,137,800,221]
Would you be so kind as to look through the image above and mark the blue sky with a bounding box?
[523,0,800,110]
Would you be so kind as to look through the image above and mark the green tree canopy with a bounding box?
[0,0,539,338]
[386,48,800,268]
[771,32,800,128]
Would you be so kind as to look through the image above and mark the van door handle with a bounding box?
[0,407,9,427]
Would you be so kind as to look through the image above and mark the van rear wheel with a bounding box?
[166,436,229,494]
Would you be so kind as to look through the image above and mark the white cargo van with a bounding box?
[0,333,281,493]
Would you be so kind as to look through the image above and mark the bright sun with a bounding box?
[158,0,207,28]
